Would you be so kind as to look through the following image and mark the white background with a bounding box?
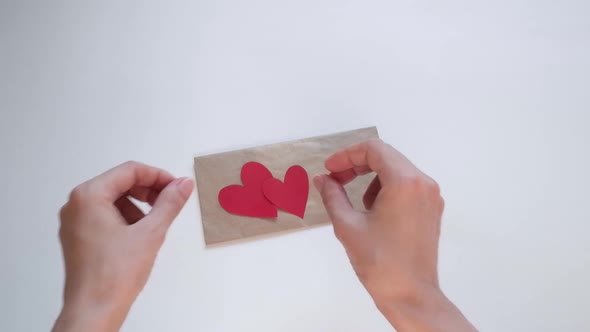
[1,0,589,331]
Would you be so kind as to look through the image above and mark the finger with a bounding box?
[114,196,145,224]
[142,177,194,231]
[129,186,160,206]
[329,166,372,185]
[314,174,366,245]
[362,175,381,210]
[325,139,416,184]
[90,161,175,201]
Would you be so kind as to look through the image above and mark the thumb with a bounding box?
[145,177,194,230]
[314,175,366,245]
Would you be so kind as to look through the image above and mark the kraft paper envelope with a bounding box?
[194,127,379,245]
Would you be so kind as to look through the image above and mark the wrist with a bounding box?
[374,284,476,332]
[53,296,131,332]
[373,282,440,319]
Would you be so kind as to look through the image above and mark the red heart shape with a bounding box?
[262,165,309,218]
[218,162,278,218]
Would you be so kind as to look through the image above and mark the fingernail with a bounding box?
[177,177,194,197]
[313,175,325,192]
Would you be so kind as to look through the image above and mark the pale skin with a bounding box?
[52,140,476,332]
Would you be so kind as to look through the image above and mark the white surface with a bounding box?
[1,1,589,331]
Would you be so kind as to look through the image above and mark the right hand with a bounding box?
[314,139,476,331]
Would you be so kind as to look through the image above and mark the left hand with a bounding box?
[52,161,194,332]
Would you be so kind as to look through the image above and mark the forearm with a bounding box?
[376,286,477,332]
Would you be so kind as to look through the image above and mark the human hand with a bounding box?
[52,161,194,332]
[315,139,476,332]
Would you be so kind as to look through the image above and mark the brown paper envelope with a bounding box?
[194,127,379,245]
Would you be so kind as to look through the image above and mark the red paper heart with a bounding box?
[218,162,278,218]
[262,165,309,218]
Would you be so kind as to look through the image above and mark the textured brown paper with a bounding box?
[194,127,379,245]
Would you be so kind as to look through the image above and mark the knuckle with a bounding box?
[167,189,185,206]
[58,220,68,239]
[323,187,340,204]
[58,204,74,239]
[365,138,384,151]
[59,204,69,221]
[398,174,440,198]
[438,195,446,212]
[147,225,166,244]
[68,183,89,203]
[399,174,423,191]
[138,219,167,244]
[333,224,346,242]
[429,178,441,196]
[122,160,141,168]
[319,181,335,202]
